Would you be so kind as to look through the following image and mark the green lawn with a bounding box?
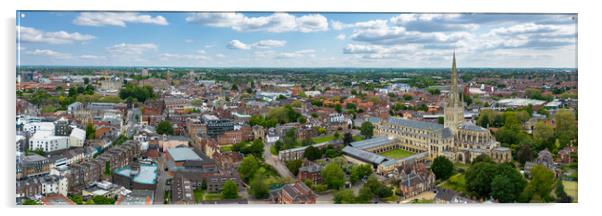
[220,145,233,152]
[352,135,364,141]
[438,173,466,194]
[380,148,415,159]
[193,189,203,203]
[312,135,336,143]
[203,193,223,201]
[563,181,578,202]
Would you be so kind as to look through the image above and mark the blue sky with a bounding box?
[16,12,577,68]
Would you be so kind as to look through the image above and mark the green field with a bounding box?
[312,135,336,143]
[438,173,466,194]
[563,181,578,202]
[380,148,415,159]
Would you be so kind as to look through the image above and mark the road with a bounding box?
[263,143,294,179]
[154,155,167,204]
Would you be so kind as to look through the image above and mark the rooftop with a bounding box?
[114,163,158,185]
[168,147,202,162]
[387,117,444,131]
[342,146,388,165]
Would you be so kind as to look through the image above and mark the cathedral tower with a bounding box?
[444,52,465,132]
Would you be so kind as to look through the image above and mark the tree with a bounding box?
[285,160,303,176]
[533,121,555,151]
[303,146,323,161]
[343,132,353,145]
[335,104,343,113]
[221,180,239,199]
[22,199,41,205]
[471,154,494,165]
[491,175,516,203]
[156,121,174,135]
[85,123,96,140]
[350,164,373,183]
[119,84,155,103]
[516,144,535,165]
[437,116,444,124]
[523,165,555,202]
[555,180,572,203]
[301,137,315,146]
[250,172,269,199]
[554,109,577,148]
[238,156,260,182]
[465,162,499,199]
[334,189,356,204]
[491,163,527,203]
[360,121,374,138]
[91,195,115,204]
[322,162,345,189]
[104,161,111,176]
[431,156,454,180]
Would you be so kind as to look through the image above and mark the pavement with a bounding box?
[262,142,294,179]
[154,155,168,204]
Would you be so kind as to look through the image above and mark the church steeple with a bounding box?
[444,51,465,131]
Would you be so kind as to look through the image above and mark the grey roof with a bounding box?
[387,117,443,131]
[168,148,202,162]
[459,122,487,131]
[441,128,453,139]
[342,146,388,165]
[350,136,394,150]
[114,164,158,185]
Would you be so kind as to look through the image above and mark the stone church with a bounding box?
[375,53,511,164]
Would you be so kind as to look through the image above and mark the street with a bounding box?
[154,155,167,204]
[262,142,294,179]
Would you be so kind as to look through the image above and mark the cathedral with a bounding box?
[374,53,512,164]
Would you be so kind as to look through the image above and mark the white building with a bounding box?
[40,175,68,197]
[329,113,346,124]
[29,131,69,152]
[69,128,86,147]
[304,91,321,97]
[23,122,55,134]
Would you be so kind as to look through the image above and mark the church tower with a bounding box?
[444,52,465,132]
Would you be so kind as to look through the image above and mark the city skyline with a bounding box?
[17,12,577,68]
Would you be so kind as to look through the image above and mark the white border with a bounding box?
[2,0,600,216]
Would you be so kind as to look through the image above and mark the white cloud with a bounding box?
[79,55,107,60]
[276,49,316,59]
[27,49,71,59]
[74,12,168,27]
[336,34,346,40]
[159,53,210,61]
[106,43,158,55]
[17,26,95,44]
[252,40,287,49]
[227,40,251,50]
[227,39,287,50]
[186,12,328,33]
[389,14,461,25]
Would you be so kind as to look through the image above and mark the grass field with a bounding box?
[380,148,415,159]
[312,135,336,143]
[219,145,232,152]
[563,181,578,202]
[438,173,466,194]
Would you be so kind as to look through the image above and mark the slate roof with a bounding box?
[459,122,488,131]
[342,146,388,165]
[350,136,394,150]
[387,117,444,131]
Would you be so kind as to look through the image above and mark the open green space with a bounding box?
[219,145,233,152]
[380,148,415,159]
[438,173,466,194]
[563,180,578,202]
[312,135,336,143]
